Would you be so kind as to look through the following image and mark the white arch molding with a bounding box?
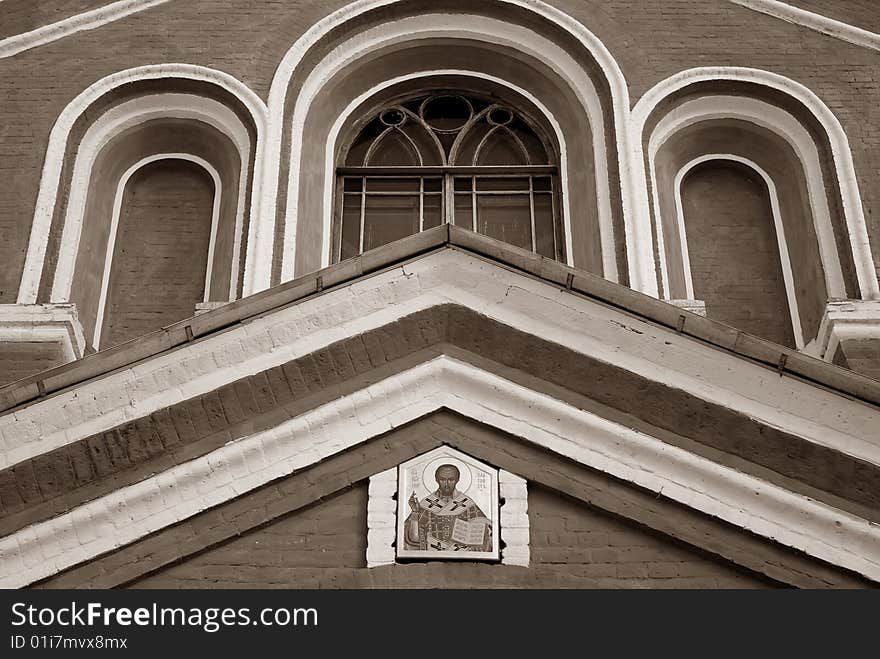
[92,154,223,350]
[261,0,635,288]
[631,67,879,301]
[649,94,846,302]
[17,64,268,304]
[672,154,805,349]
[324,71,573,269]
[281,14,613,280]
[48,93,251,311]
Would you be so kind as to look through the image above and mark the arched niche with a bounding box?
[48,103,248,349]
[632,69,878,306]
[99,158,216,348]
[678,157,799,349]
[19,66,266,307]
[653,119,825,345]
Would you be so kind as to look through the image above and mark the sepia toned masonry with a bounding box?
[0,0,879,588]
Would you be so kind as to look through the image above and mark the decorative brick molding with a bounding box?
[0,304,85,363]
[366,468,396,567]
[17,64,267,305]
[632,68,878,302]
[0,1,172,59]
[499,470,529,567]
[51,95,250,309]
[267,0,632,289]
[366,463,530,568]
[812,300,880,379]
[4,249,877,474]
[729,1,880,52]
[2,355,879,588]
[32,412,866,589]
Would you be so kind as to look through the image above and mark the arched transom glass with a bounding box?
[336,92,562,261]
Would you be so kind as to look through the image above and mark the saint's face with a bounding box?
[436,466,460,497]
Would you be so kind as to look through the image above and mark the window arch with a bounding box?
[334,91,564,262]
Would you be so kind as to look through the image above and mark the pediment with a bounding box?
[1,231,879,587]
[34,411,860,589]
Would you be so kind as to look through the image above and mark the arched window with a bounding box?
[335,92,563,261]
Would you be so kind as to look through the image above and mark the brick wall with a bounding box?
[0,341,66,387]
[131,485,369,587]
[0,1,108,40]
[1,1,879,300]
[555,0,880,281]
[681,160,796,347]
[527,486,770,587]
[128,481,770,588]
[100,159,214,348]
[783,1,880,33]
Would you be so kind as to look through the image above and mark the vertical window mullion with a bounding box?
[334,177,344,263]
[551,176,560,262]
[359,179,366,254]
[444,172,454,224]
[419,177,424,232]
[528,176,537,253]
[471,176,477,232]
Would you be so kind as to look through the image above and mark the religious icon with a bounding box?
[396,446,500,560]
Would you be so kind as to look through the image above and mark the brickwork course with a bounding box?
[1,1,879,589]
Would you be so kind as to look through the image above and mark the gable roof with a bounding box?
[1,226,879,587]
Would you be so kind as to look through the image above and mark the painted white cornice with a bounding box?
[1,355,878,587]
[729,1,880,52]
[814,300,880,362]
[0,304,85,362]
[1,250,878,471]
[0,1,172,59]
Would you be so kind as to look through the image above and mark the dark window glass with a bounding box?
[423,194,443,229]
[477,194,532,250]
[454,177,473,192]
[534,193,555,258]
[363,195,420,251]
[337,93,561,261]
[454,193,474,229]
[475,177,530,191]
[340,194,362,260]
[424,177,442,192]
[366,177,422,192]
[343,177,362,192]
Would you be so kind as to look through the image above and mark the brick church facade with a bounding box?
[0,0,878,588]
